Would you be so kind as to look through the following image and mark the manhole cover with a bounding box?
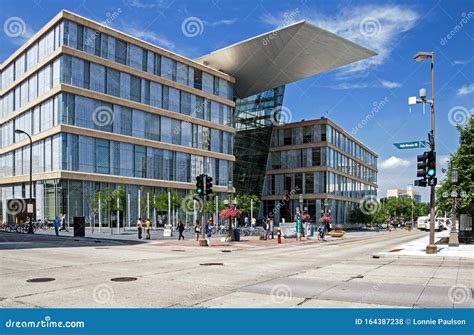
[171,249,185,252]
[26,278,55,283]
[221,250,232,253]
[94,240,102,243]
[200,263,224,266]
[74,239,80,241]
[110,277,138,282]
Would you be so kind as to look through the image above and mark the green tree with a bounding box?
[436,117,473,216]
[235,194,260,217]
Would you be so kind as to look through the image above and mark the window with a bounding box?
[118,106,132,136]
[312,147,321,166]
[95,139,110,174]
[83,61,90,89]
[141,80,150,105]
[128,44,143,70]
[134,145,146,178]
[90,63,105,93]
[213,76,219,95]
[150,82,162,108]
[303,126,312,143]
[171,119,181,145]
[194,69,202,90]
[130,75,141,102]
[177,62,188,85]
[162,86,169,110]
[180,92,191,115]
[77,25,84,51]
[145,114,160,141]
[283,129,292,145]
[106,68,120,97]
[154,54,161,76]
[115,39,127,65]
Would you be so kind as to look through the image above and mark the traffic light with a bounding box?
[195,175,204,197]
[205,175,213,196]
[415,152,428,187]
[416,152,428,178]
[426,151,436,178]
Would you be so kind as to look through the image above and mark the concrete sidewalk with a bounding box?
[373,229,474,260]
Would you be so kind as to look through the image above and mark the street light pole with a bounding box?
[15,129,34,234]
[414,51,436,254]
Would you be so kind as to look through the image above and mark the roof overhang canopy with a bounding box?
[196,21,377,98]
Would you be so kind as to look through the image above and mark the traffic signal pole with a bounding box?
[202,175,206,241]
[427,54,437,254]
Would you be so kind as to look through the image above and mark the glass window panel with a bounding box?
[150,82,162,108]
[95,139,110,174]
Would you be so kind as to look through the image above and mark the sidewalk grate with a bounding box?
[200,263,224,266]
[27,278,55,283]
[111,277,137,282]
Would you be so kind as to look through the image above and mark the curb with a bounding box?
[372,252,473,261]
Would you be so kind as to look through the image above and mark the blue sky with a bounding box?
[1,0,473,201]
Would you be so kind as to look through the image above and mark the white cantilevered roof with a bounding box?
[196,20,377,98]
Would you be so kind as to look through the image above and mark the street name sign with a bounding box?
[394,141,427,150]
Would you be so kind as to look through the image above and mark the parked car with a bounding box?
[417,216,429,230]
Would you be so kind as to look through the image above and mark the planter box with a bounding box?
[329,230,345,237]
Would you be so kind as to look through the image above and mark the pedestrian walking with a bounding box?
[244,216,249,228]
[145,218,151,239]
[264,218,270,240]
[251,217,256,228]
[178,220,185,240]
[295,207,303,241]
[137,217,143,239]
[318,224,326,241]
[53,216,60,236]
[205,220,212,246]
[60,213,68,232]
[194,220,200,241]
[269,217,274,239]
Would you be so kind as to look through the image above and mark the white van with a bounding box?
[417,216,429,230]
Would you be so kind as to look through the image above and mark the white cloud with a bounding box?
[203,18,238,27]
[121,26,175,50]
[380,156,411,169]
[128,0,174,9]
[261,5,419,76]
[129,0,155,8]
[380,80,401,89]
[457,83,474,96]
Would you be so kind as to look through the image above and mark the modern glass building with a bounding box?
[1,12,377,226]
[233,86,285,194]
[261,118,378,225]
[0,11,235,225]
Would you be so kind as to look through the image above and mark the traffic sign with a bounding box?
[394,141,427,149]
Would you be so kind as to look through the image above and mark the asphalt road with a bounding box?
[0,230,472,308]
